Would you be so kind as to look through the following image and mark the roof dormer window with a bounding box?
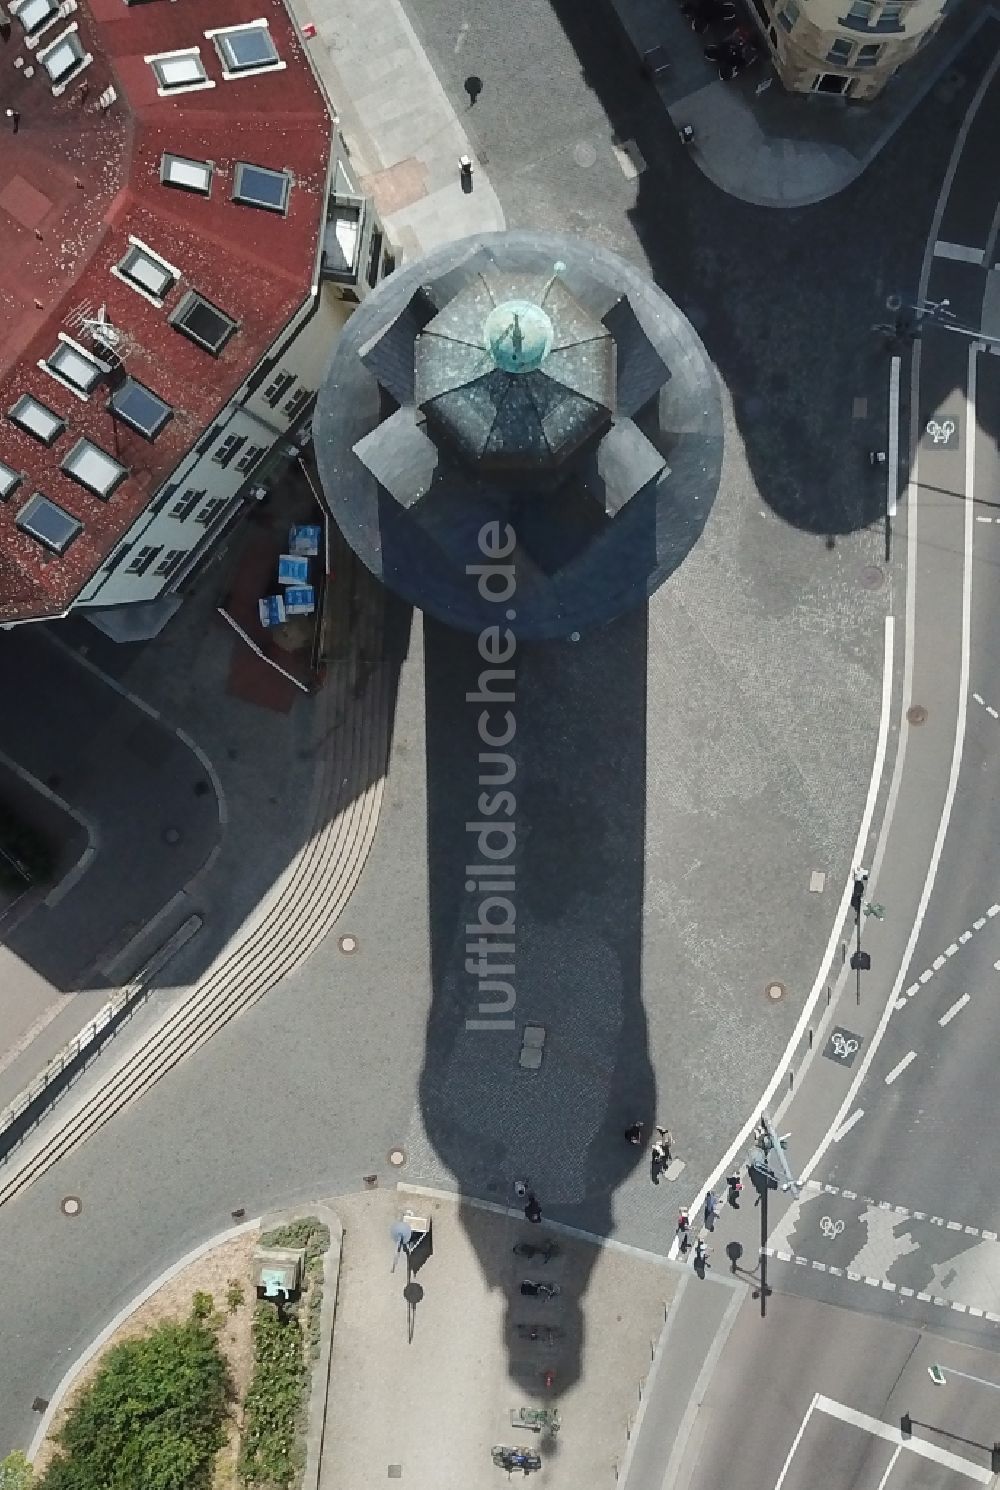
[11,0,58,36]
[146,47,213,95]
[207,20,285,78]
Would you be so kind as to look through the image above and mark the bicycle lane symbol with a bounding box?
[921,415,960,451]
[823,1026,864,1067]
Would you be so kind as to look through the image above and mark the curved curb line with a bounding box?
[0,747,99,911]
[27,1216,261,1462]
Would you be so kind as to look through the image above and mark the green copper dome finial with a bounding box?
[484,299,554,374]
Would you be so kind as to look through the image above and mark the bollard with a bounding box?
[459,154,473,181]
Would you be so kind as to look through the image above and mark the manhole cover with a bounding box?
[765,982,786,1002]
[338,935,358,954]
[388,1147,406,1168]
[573,141,597,168]
[907,704,928,725]
[861,567,884,589]
[61,1195,82,1217]
[162,826,181,845]
[388,1468,402,1480]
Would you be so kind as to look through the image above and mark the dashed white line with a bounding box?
[885,1051,917,1085]
[944,942,958,957]
[939,993,970,1026]
[833,1109,864,1142]
[975,917,987,930]
[919,969,934,984]
[960,931,973,944]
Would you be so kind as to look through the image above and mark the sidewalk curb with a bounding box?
[652,1280,745,1490]
[27,1216,262,1462]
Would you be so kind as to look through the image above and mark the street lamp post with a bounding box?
[886,292,1000,348]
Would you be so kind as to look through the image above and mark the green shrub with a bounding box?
[238,1305,306,1490]
[191,1292,214,1321]
[0,1452,33,1490]
[259,1219,330,1269]
[37,1319,229,1490]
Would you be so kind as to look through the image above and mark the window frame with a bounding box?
[60,437,128,499]
[232,161,293,214]
[114,240,180,305]
[12,0,59,37]
[8,394,65,446]
[16,491,82,554]
[42,337,107,398]
[146,47,214,94]
[37,25,89,88]
[160,153,214,196]
[206,20,285,78]
[825,35,854,61]
[169,290,238,356]
[0,461,23,500]
[108,377,173,440]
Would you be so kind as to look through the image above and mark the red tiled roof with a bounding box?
[0,0,331,621]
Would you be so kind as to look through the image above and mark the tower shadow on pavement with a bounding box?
[419,605,653,1394]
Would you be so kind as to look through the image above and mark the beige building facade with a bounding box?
[745,0,955,99]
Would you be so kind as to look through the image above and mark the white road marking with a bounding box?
[934,240,986,264]
[773,1394,819,1490]
[974,917,987,930]
[944,942,958,956]
[875,1445,902,1490]
[990,904,1000,917]
[932,955,946,970]
[833,1109,864,1142]
[675,616,896,1256]
[960,930,973,944]
[803,342,979,1185]
[815,1394,992,1481]
[919,969,934,984]
[887,355,900,518]
[885,1051,917,1085]
[939,993,970,1026]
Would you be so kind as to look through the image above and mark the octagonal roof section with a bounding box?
[414,269,615,477]
[0,0,331,622]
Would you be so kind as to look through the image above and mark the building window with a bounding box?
[154,547,187,579]
[16,492,82,554]
[236,442,266,474]
[777,0,800,27]
[115,242,179,302]
[103,543,131,575]
[37,26,88,86]
[826,36,854,61]
[194,497,228,527]
[126,544,162,575]
[8,394,65,445]
[43,338,106,396]
[0,462,23,500]
[109,378,172,439]
[284,387,312,421]
[366,228,384,290]
[147,48,213,93]
[873,2,902,26]
[208,22,284,77]
[12,0,59,36]
[160,153,214,195]
[170,291,238,356]
[264,372,296,408]
[233,162,293,214]
[213,433,246,468]
[855,39,882,61]
[169,487,206,521]
[61,438,127,498]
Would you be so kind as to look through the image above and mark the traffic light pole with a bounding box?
[760,1113,801,1197]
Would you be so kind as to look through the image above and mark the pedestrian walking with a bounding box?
[524,1192,542,1224]
[513,1179,529,1200]
[704,1190,718,1231]
[624,1121,645,1145]
[650,1128,671,1183]
[694,1238,710,1271]
[726,1172,743,1208]
[655,1126,673,1161]
[676,1209,691,1252]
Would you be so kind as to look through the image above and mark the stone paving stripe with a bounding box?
[932,955,946,971]
[900,1287,914,1297]
[828,1266,843,1276]
[944,942,959,957]
[990,708,999,718]
[987,1312,1000,1323]
[984,1231,998,1242]
[960,931,973,944]
[885,1051,917,1085]
[906,982,920,996]
[989,904,1000,917]
[917,1292,933,1302]
[920,969,934,983]
[934,240,985,264]
[847,1271,863,1282]
[965,1227,980,1235]
[947,1221,963,1230]
[913,1211,926,1220]
[881,1280,897,1291]
[842,1189,857,1200]
[974,693,986,704]
[969,1306,985,1317]
[975,917,987,930]
[865,1276,880,1288]
[895,998,908,1009]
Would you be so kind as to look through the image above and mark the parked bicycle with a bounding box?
[493,1445,542,1475]
[513,1239,559,1263]
[520,1279,561,1300]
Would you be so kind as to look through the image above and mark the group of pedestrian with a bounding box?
[674,1170,744,1273]
[514,1180,543,1224]
[624,1121,674,1181]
